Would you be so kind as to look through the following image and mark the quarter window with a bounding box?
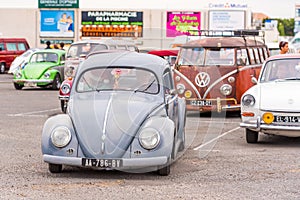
[17,43,27,51]
[0,43,4,50]
[237,49,249,65]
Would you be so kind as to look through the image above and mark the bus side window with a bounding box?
[253,48,261,64]
[237,49,248,66]
[248,48,256,64]
[263,47,270,58]
[258,48,265,62]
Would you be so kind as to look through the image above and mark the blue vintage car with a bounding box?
[42,51,186,175]
[13,49,65,90]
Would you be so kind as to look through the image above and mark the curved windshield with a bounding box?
[66,43,107,58]
[76,67,159,94]
[30,52,58,63]
[178,47,235,66]
[260,58,300,82]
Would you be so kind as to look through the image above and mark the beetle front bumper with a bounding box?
[43,154,168,169]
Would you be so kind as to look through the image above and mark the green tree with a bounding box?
[263,18,294,36]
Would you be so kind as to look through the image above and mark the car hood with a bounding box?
[70,92,163,158]
[260,81,300,111]
[23,62,56,79]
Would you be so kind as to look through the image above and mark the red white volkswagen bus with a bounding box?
[173,30,269,113]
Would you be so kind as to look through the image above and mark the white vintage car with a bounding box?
[240,54,300,143]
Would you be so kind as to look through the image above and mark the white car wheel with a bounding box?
[246,128,259,143]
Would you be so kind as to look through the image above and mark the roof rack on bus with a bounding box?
[187,29,266,45]
[188,30,264,37]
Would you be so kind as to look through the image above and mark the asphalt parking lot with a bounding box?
[1,74,300,200]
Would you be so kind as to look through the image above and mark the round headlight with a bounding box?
[51,126,71,148]
[242,94,256,107]
[65,66,74,77]
[220,84,232,96]
[176,84,185,94]
[60,83,71,95]
[44,72,50,79]
[262,112,274,124]
[139,128,160,150]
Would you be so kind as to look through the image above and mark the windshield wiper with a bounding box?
[275,77,300,82]
[134,80,156,93]
[284,77,300,80]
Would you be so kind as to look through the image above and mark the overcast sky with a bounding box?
[1,0,300,19]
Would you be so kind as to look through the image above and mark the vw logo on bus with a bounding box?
[195,72,210,87]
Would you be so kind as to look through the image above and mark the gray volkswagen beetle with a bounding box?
[42,50,186,176]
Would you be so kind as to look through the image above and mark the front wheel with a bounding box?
[60,100,68,113]
[0,63,5,74]
[52,74,61,90]
[49,163,62,173]
[157,164,170,176]
[13,83,23,90]
[246,129,259,143]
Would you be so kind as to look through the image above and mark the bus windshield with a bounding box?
[178,47,235,66]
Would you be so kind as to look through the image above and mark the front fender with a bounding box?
[41,114,79,157]
[130,116,175,158]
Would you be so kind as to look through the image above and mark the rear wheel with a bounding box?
[13,83,23,90]
[49,163,62,173]
[246,129,259,143]
[178,131,185,152]
[0,63,5,74]
[52,74,61,90]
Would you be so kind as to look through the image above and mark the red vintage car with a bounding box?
[147,49,178,66]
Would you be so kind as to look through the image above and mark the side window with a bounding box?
[61,54,65,62]
[18,43,27,51]
[248,48,256,64]
[117,45,126,50]
[127,46,137,52]
[0,43,5,51]
[263,47,269,58]
[237,49,249,66]
[6,43,17,51]
[163,69,173,95]
[253,48,261,64]
[258,48,265,62]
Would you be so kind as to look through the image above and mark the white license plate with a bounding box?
[274,116,300,123]
[24,82,37,87]
[82,158,122,168]
[190,100,212,106]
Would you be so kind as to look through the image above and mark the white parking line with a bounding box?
[7,108,60,117]
[193,126,241,151]
[188,119,239,124]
